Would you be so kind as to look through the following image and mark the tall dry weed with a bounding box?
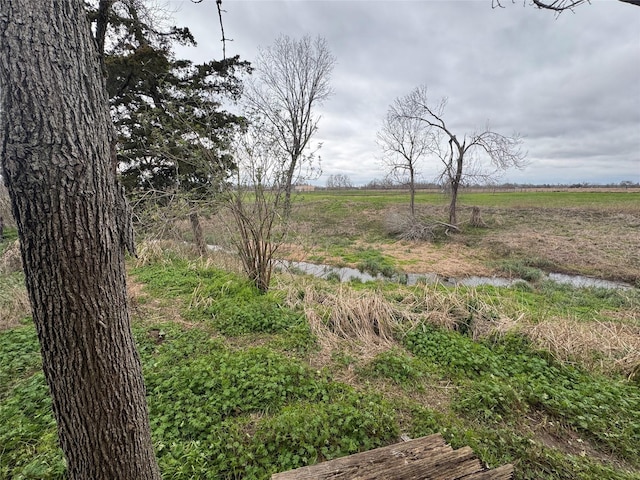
[395,284,520,339]
[523,319,640,378]
[281,279,522,361]
[0,240,29,329]
[284,284,405,358]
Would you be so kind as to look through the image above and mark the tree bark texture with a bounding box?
[0,2,161,479]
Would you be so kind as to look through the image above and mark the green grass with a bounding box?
[455,191,640,210]
[131,259,311,337]
[299,189,639,210]
[329,246,398,277]
[0,227,18,247]
[470,281,640,324]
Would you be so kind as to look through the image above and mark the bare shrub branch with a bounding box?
[384,212,458,241]
[225,121,290,292]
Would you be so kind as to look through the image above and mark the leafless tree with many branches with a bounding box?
[395,85,527,226]
[244,34,335,213]
[378,99,432,217]
[226,121,290,293]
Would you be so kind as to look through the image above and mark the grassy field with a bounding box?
[1,189,639,479]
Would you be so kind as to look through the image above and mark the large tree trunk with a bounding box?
[0,2,161,479]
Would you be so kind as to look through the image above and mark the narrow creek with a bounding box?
[277,260,635,291]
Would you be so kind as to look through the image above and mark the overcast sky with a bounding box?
[169,0,640,186]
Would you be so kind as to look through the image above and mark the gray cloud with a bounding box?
[171,0,640,186]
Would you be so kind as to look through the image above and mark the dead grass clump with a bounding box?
[523,319,640,378]
[135,239,177,267]
[201,251,244,277]
[0,273,30,330]
[283,280,523,356]
[0,183,11,225]
[0,240,22,273]
[135,239,245,275]
[400,284,520,340]
[292,285,407,357]
[134,239,204,267]
[304,288,401,344]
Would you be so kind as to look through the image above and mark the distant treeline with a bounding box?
[319,180,640,192]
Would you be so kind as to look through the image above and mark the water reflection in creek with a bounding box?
[277,260,634,290]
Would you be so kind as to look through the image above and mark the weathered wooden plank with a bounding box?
[460,464,514,480]
[271,434,450,480]
[271,434,514,480]
[357,446,482,480]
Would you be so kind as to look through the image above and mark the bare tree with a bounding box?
[0,1,161,478]
[398,86,527,226]
[377,101,432,216]
[493,0,640,12]
[326,173,353,189]
[226,121,290,293]
[245,34,335,212]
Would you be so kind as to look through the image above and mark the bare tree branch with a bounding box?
[226,121,290,292]
[493,0,640,12]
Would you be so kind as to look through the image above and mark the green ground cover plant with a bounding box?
[336,247,398,278]
[132,259,310,336]
[404,326,640,463]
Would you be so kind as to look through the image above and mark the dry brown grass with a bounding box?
[285,283,404,358]
[479,208,640,284]
[522,319,640,379]
[392,283,522,340]
[279,274,639,378]
[0,239,22,274]
[0,183,12,225]
[280,279,521,366]
[133,239,191,267]
[0,240,29,330]
[0,287,30,331]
